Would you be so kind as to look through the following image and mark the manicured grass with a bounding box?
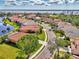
[59,51,72,59]
[53,30,65,37]
[53,30,70,47]
[57,39,70,47]
[0,43,20,59]
[38,31,45,41]
[54,51,72,59]
[3,19,20,30]
[55,32,62,37]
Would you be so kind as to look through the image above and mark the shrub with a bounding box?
[56,39,70,47]
[16,35,39,54]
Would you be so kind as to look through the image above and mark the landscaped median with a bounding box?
[29,29,48,59]
[51,30,71,59]
[54,51,72,59]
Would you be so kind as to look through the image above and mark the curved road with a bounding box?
[35,22,56,59]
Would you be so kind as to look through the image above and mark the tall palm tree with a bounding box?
[7,27,10,31]
[1,30,6,33]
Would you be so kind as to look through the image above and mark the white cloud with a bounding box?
[4,0,76,6]
[67,0,75,3]
[49,0,57,2]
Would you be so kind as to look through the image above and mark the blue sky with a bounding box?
[0,0,79,10]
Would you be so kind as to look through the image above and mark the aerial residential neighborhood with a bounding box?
[0,0,79,59]
[0,13,79,59]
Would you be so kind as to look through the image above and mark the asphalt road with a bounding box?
[35,22,56,59]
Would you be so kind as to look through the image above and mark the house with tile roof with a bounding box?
[8,32,27,43]
[71,39,79,59]
[9,15,27,24]
[20,25,40,33]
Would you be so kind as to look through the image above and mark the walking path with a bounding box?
[35,29,56,59]
[29,29,47,59]
[38,40,47,46]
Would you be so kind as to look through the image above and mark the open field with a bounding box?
[0,43,19,59]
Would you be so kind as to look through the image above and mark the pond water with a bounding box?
[0,23,14,36]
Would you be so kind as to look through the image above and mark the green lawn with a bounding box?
[57,39,70,47]
[49,14,59,19]
[0,43,20,59]
[54,51,72,59]
[38,31,45,41]
[55,32,62,37]
[59,51,72,59]
[53,30,64,37]
[3,19,20,30]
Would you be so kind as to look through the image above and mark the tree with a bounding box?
[54,51,72,59]
[16,35,39,54]
[48,43,57,54]
[0,37,3,43]
[3,23,7,26]
[56,39,70,47]
[54,30,65,37]
[1,30,6,33]
[0,35,8,43]
[7,27,10,31]
[6,13,12,17]
[16,51,27,59]
[0,13,6,17]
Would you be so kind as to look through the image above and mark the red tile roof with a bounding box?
[20,25,39,33]
[10,15,21,21]
[10,15,27,23]
[8,32,27,43]
[26,13,36,19]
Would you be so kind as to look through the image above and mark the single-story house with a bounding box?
[20,25,40,33]
[22,20,38,26]
[8,32,27,43]
[26,13,36,19]
[57,21,79,38]
[71,39,79,59]
[9,15,27,24]
[41,17,54,23]
[53,19,62,24]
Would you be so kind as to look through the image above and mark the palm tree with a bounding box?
[55,39,60,59]
[1,30,6,33]
[16,51,26,59]
[7,27,10,31]
[3,23,7,26]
